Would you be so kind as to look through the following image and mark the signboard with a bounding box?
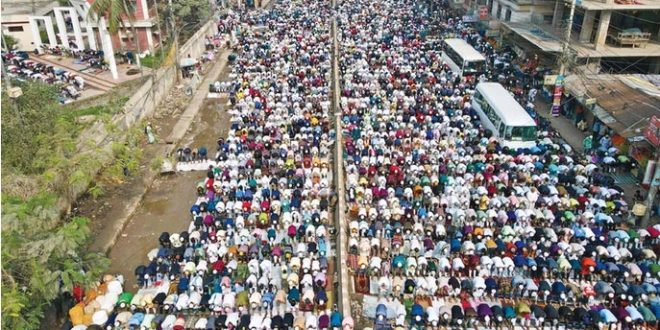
[645,116,660,146]
[478,5,489,20]
[543,75,558,85]
[462,15,479,23]
[551,75,564,117]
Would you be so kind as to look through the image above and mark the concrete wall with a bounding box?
[2,20,37,51]
[178,19,219,61]
[72,17,219,208]
[122,66,177,129]
[78,17,214,149]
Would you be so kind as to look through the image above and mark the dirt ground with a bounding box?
[78,60,233,288]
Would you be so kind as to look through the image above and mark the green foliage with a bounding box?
[39,29,49,46]
[162,0,211,40]
[87,0,135,34]
[2,81,126,181]
[1,81,61,173]
[102,137,143,182]
[88,0,144,70]
[61,96,127,122]
[150,156,164,171]
[0,81,134,330]
[87,182,106,200]
[170,0,211,26]
[1,194,110,329]
[2,34,19,51]
[141,44,170,68]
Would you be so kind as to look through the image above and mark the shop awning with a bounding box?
[564,74,660,140]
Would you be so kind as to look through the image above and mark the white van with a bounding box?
[472,83,537,149]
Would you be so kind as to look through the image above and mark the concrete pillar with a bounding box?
[491,0,498,16]
[552,0,564,28]
[140,0,150,20]
[29,17,43,50]
[594,10,611,50]
[579,10,596,43]
[146,27,155,52]
[46,17,57,47]
[99,18,119,80]
[86,25,97,50]
[68,8,85,50]
[54,9,69,48]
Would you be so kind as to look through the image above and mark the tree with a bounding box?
[88,0,143,71]
[1,194,110,329]
[164,0,211,42]
[1,81,61,173]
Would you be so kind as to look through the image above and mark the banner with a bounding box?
[551,75,564,117]
[645,116,660,146]
[543,75,558,85]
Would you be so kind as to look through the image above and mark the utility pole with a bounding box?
[153,0,165,65]
[167,0,181,81]
[1,30,23,123]
[559,0,576,75]
[642,151,660,226]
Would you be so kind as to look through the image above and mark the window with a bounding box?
[505,8,512,22]
[483,102,501,129]
[464,60,485,74]
[8,26,23,32]
[496,4,502,19]
[474,91,487,109]
[444,46,464,71]
[510,126,537,141]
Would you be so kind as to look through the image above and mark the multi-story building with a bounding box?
[80,0,163,53]
[2,0,164,54]
[487,0,660,74]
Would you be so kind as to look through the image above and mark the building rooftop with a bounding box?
[503,21,660,58]
[564,74,660,139]
[578,0,660,11]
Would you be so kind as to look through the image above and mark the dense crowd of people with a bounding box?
[65,1,345,329]
[2,50,86,103]
[56,0,660,328]
[339,0,660,329]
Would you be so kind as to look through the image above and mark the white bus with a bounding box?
[472,83,537,149]
[441,38,486,77]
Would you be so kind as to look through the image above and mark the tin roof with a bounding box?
[565,74,660,139]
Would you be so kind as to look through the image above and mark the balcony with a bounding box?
[502,20,660,58]
[608,30,652,48]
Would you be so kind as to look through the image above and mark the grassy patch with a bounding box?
[141,44,171,69]
[61,97,128,124]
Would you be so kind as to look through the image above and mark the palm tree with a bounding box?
[88,0,143,73]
